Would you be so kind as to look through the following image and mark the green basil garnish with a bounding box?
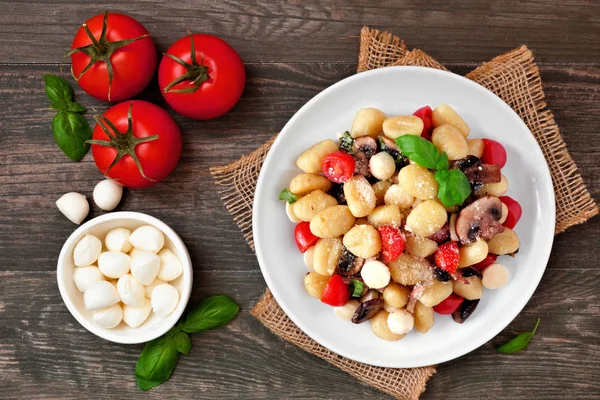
[279,188,299,204]
[497,318,540,354]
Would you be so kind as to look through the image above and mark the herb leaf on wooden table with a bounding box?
[497,318,541,354]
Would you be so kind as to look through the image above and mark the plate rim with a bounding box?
[253,65,556,367]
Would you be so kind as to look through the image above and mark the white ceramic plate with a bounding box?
[253,66,555,368]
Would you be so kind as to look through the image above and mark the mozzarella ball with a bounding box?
[116,274,146,306]
[130,251,160,285]
[303,246,315,270]
[144,278,166,299]
[361,260,391,289]
[91,303,123,329]
[84,280,120,310]
[73,234,102,267]
[129,247,144,258]
[129,226,165,253]
[151,284,179,316]
[123,299,152,328]
[387,309,415,335]
[56,192,89,224]
[105,228,133,253]
[157,249,183,282]
[334,300,360,321]
[369,152,396,180]
[93,179,123,211]
[482,263,509,289]
[72,265,105,292]
[285,202,301,223]
[98,251,131,279]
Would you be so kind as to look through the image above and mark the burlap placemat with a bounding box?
[210,27,599,399]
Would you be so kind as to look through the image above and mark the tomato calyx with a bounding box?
[85,101,158,182]
[65,10,150,101]
[163,33,210,94]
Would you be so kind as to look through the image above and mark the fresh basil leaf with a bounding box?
[50,99,68,111]
[66,101,87,113]
[394,135,440,169]
[436,152,450,170]
[339,131,354,154]
[279,188,299,204]
[435,169,471,207]
[51,111,91,161]
[497,318,540,354]
[348,280,364,298]
[180,295,239,334]
[172,331,192,355]
[135,335,179,391]
[43,74,74,105]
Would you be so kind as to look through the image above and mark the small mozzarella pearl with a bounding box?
[117,274,146,306]
[387,309,414,335]
[130,251,160,285]
[383,304,400,313]
[93,179,123,211]
[84,280,120,310]
[73,234,102,267]
[303,246,315,270]
[105,228,132,253]
[128,247,144,258]
[361,260,391,289]
[369,152,396,180]
[92,303,123,329]
[123,299,152,328]
[482,263,509,289]
[157,249,183,282]
[129,225,164,253]
[98,251,131,279]
[144,278,166,299]
[73,265,105,292]
[56,192,89,224]
[151,284,179,316]
[334,300,359,321]
[286,202,301,223]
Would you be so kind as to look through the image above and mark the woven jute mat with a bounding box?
[210,27,599,399]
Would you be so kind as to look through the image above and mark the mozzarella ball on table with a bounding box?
[84,280,120,310]
[116,274,146,306]
[92,303,123,329]
[129,225,165,253]
[98,251,131,279]
[130,251,161,285]
[123,299,152,328]
[157,249,183,281]
[105,228,132,253]
[387,309,415,335]
[144,278,166,299]
[151,284,179,316]
[93,179,123,211]
[73,234,102,267]
[73,266,105,292]
[482,263,509,289]
[369,152,396,180]
[56,192,89,224]
[361,260,391,289]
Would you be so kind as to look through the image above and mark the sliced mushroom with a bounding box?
[328,182,346,205]
[461,267,483,279]
[452,155,501,186]
[336,247,365,277]
[456,196,505,244]
[452,299,480,323]
[378,136,409,169]
[427,222,450,243]
[351,298,384,324]
[406,283,425,314]
[353,136,378,176]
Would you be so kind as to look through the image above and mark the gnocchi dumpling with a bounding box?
[398,165,438,200]
[432,104,470,137]
[296,139,339,173]
[350,108,386,138]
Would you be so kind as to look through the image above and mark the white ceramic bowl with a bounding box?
[57,211,193,344]
[253,66,555,368]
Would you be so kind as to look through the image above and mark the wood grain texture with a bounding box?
[1,1,599,398]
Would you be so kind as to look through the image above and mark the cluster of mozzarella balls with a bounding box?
[72,225,183,329]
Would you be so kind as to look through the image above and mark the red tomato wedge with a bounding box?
[294,222,319,253]
[434,241,459,273]
[321,275,350,306]
[481,139,507,168]
[413,105,433,140]
[499,196,523,229]
[433,294,465,315]
[321,151,356,183]
[378,226,405,263]
[472,254,497,272]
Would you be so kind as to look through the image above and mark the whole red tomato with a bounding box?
[89,100,182,188]
[68,11,156,102]
[158,33,245,120]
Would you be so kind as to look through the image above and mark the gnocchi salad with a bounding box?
[279,105,523,341]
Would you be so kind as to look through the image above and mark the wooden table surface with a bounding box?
[1,1,599,399]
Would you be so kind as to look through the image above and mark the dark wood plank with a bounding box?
[1,0,600,64]
[1,60,599,399]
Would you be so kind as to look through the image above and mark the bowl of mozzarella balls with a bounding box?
[57,212,193,344]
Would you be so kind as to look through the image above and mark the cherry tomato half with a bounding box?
[481,139,507,168]
[471,254,498,272]
[413,105,433,140]
[378,226,405,263]
[434,241,459,273]
[499,196,523,229]
[321,151,356,183]
[294,222,319,253]
[433,293,465,315]
[321,275,350,307]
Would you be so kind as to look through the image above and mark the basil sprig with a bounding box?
[135,295,239,391]
[395,135,470,207]
[43,74,91,161]
[279,188,299,204]
[497,318,540,354]
[348,280,364,298]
